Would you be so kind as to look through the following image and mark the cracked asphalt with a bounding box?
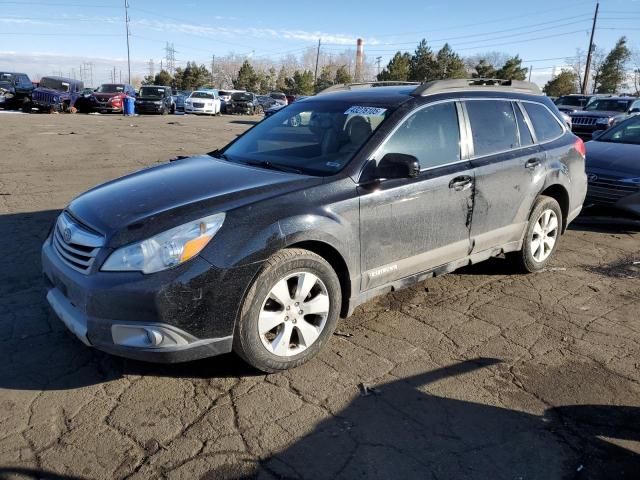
[1,113,639,480]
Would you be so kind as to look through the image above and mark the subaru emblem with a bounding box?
[587,174,598,183]
[63,228,72,243]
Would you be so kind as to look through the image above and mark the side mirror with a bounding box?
[592,130,604,140]
[629,108,640,114]
[376,153,420,179]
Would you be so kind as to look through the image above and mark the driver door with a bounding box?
[358,101,474,290]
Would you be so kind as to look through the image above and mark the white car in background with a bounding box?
[184,90,221,115]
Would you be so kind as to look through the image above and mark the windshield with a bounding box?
[270,93,286,100]
[139,86,166,98]
[598,116,640,145]
[232,92,252,101]
[220,101,392,176]
[0,72,14,83]
[190,91,215,99]
[40,78,73,91]
[585,99,631,112]
[556,96,588,107]
[96,84,125,93]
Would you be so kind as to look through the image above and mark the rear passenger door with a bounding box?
[464,99,545,253]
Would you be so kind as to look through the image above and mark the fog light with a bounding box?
[111,324,193,348]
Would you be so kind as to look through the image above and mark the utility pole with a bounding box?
[582,1,599,94]
[210,54,215,85]
[124,0,132,84]
[113,66,117,83]
[376,56,382,77]
[314,39,321,82]
[528,65,532,82]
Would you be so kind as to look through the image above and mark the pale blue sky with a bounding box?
[0,0,637,86]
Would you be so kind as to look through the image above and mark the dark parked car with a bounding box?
[0,71,34,111]
[135,85,175,114]
[31,76,84,113]
[257,95,276,110]
[90,83,136,113]
[229,92,262,114]
[42,79,586,372]
[263,102,287,118]
[569,97,640,139]
[584,115,640,217]
[554,94,592,114]
[172,90,190,112]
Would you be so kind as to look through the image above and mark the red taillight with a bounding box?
[574,137,586,158]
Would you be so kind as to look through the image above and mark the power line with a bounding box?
[0,1,118,7]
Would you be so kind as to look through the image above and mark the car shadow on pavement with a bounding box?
[228,120,260,126]
[247,358,639,480]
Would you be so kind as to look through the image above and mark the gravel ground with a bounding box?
[1,112,639,480]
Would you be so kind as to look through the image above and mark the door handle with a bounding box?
[525,158,542,170]
[449,175,473,191]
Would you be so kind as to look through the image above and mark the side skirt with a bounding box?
[345,240,521,317]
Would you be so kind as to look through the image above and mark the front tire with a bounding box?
[234,249,341,373]
[510,195,562,273]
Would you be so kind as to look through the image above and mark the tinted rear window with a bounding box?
[523,103,564,142]
[466,100,518,156]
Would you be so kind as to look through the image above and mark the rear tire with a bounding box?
[509,195,562,273]
[234,248,341,373]
[22,98,32,113]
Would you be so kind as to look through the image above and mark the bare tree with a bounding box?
[589,46,606,94]
[567,48,586,91]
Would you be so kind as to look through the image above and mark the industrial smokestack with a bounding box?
[355,38,364,82]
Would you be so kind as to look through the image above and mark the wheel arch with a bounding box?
[540,184,570,233]
[288,240,352,318]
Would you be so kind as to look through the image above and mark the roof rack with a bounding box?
[411,78,542,96]
[317,81,421,95]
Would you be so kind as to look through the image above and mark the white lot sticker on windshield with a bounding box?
[344,106,387,116]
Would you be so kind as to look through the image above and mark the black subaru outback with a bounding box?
[42,79,587,372]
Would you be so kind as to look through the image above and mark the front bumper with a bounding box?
[136,103,164,113]
[571,123,607,139]
[185,106,216,114]
[585,178,640,216]
[41,234,256,363]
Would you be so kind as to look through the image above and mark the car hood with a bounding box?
[585,141,640,177]
[0,81,12,90]
[68,155,321,246]
[570,110,622,118]
[94,92,123,100]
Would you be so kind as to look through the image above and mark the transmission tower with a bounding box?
[164,42,177,74]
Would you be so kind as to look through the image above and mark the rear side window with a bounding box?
[378,101,461,169]
[465,100,518,157]
[514,103,534,147]
[523,102,564,142]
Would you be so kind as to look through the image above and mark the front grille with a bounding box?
[193,102,204,108]
[586,175,639,205]
[572,116,598,126]
[52,213,104,274]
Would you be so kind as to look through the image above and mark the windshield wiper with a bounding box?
[243,159,303,174]
[208,150,231,161]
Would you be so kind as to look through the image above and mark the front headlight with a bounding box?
[595,117,611,125]
[102,213,225,274]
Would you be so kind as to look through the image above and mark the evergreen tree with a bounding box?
[286,70,315,95]
[275,67,288,92]
[596,37,631,93]
[495,56,528,81]
[334,65,352,84]
[472,59,497,78]
[377,52,412,81]
[152,70,173,86]
[174,62,210,91]
[409,39,437,82]
[434,43,467,79]
[543,70,579,96]
[315,65,334,93]
[234,60,259,91]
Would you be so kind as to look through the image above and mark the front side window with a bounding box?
[466,100,518,157]
[523,102,564,143]
[221,101,392,176]
[376,101,461,169]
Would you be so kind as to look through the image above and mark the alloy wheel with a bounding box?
[258,272,330,357]
[531,209,559,262]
